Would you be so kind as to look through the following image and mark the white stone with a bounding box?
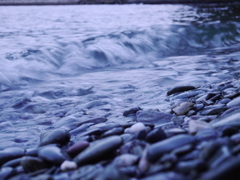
[60,160,77,172]
[188,120,212,134]
[128,123,146,134]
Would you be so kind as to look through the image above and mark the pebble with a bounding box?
[67,141,89,157]
[136,110,173,125]
[102,127,124,137]
[74,136,122,166]
[227,96,240,107]
[188,120,212,134]
[167,86,196,96]
[38,146,65,166]
[140,172,187,180]
[123,107,141,117]
[146,134,195,163]
[2,158,22,168]
[113,154,138,167]
[60,160,77,171]
[21,156,48,172]
[128,123,146,134]
[0,147,25,166]
[146,128,166,143]
[212,112,240,127]
[39,128,70,146]
[200,157,240,180]
[173,102,194,116]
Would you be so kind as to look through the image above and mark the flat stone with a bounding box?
[227,96,240,107]
[173,102,194,116]
[39,128,70,146]
[102,127,124,137]
[136,110,173,125]
[38,146,65,166]
[67,141,89,157]
[0,147,25,166]
[212,112,240,127]
[74,136,122,165]
[188,120,212,134]
[167,86,196,96]
[146,134,195,163]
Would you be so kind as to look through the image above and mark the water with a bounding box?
[0,3,240,149]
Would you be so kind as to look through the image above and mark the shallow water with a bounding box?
[0,3,240,149]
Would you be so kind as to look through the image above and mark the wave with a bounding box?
[1,21,240,90]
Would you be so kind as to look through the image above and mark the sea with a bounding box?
[0,3,240,149]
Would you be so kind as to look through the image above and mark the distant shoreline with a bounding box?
[0,0,238,5]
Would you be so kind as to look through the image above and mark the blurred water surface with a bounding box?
[0,3,240,148]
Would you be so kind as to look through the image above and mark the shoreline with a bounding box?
[0,0,238,5]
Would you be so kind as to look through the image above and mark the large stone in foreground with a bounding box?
[74,136,123,165]
[146,134,195,163]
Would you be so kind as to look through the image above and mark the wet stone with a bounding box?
[212,112,240,128]
[0,147,25,166]
[200,157,240,180]
[146,134,195,163]
[74,136,122,166]
[188,120,212,134]
[227,96,240,107]
[176,159,206,174]
[140,172,187,180]
[95,165,130,180]
[2,158,22,168]
[136,110,173,125]
[171,116,184,126]
[128,122,146,134]
[0,167,13,180]
[173,102,194,116]
[123,107,141,117]
[218,125,239,136]
[167,86,196,96]
[39,128,70,146]
[230,133,240,143]
[70,164,103,180]
[164,128,188,138]
[195,129,220,141]
[113,154,138,167]
[146,128,166,143]
[193,103,204,111]
[120,140,147,156]
[67,141,89,157]
[21,156,48,172]
[38,146,65,166]
[102,127,124,137]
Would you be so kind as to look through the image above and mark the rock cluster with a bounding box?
[1,79,240,180]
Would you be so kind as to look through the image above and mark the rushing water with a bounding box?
[0,3,240,149]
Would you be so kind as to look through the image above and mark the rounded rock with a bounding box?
[128,123,146,134]
[74,136,122,166]
[60,160,77,171]
[39,128,70,146]
[67,141,89,157]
